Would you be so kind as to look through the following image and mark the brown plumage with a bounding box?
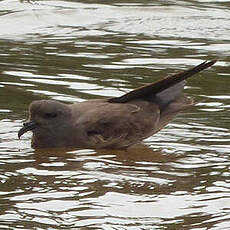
[18,60,216,149]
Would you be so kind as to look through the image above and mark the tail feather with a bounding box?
[108,60,217,103]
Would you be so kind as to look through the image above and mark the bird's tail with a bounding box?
[108,60,217,103]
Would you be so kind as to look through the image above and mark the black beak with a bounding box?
[18,121,37,139]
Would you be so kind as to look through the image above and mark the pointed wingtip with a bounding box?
[196,60,217,73]
[204,59,217,67]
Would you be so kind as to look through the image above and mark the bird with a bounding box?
[18,60,216,149]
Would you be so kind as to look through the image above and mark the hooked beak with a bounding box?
[18,121,38,139]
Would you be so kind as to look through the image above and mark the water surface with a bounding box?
[0,0,230,229]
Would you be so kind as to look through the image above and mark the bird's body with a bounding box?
[28,99,159,149]
[18,60,216,149]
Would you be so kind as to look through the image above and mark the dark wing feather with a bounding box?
[108,60,217,103]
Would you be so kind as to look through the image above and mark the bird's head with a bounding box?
[18,100,72,148]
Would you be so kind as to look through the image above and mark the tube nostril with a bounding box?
[18,120,38,139]
[23,121,30,127]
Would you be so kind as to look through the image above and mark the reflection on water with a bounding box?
[0,0,230,229]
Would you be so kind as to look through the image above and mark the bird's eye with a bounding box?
[44,112,57,119]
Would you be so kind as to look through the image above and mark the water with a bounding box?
[0,0,230,229]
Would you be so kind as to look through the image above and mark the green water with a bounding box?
[0,0,230,229]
